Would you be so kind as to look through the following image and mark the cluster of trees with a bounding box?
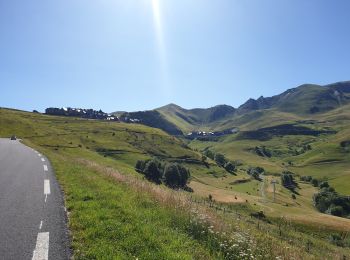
[135,159,191,189]
[300,175,322,187]
[202,149,237,174]
[281,171,297,189]
[313,182,350,218]
[247,167,265,180]
[254,146,272,158]
[301,175,350,218]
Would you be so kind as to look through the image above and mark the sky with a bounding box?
[1,0,350,113]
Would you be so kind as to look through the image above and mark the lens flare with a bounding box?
[151,0,170,97]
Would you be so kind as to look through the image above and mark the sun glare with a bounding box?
[151,0,170,97]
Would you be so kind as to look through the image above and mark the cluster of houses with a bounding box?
[45,107,118,121]
[186,128,238,139]
[119,116,141,123]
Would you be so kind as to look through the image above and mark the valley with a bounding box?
[1,81,350,259]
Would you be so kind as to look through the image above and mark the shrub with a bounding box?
[214,153,227,167]
[281,173,296,189]
[300,176,312,182]
[224,162,236,173]
[247,167,264,180]
[319,181,329,189]
[144,160,162,184]
[313,186,350,217]
[135,160,146,173]
[327,205,344,217]
[311,179,319,187]
[163,163,190,188]
[203,149,215,160]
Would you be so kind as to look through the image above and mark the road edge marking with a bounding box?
[32,232,49,260]
[44,180,50,195]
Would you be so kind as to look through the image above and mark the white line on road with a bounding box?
[38,154,42,157]
[44,180,50,195]
[32,232,49,260]
[39,221,43,230]
[43,165,48,171]
[41,158,45,162]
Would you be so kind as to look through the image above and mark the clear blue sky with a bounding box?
[1,0,350,112]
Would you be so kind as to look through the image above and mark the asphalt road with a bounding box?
[0,138,70,260]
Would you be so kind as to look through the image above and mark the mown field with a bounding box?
[1,108,350,259]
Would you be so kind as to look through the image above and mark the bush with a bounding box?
[224,162,236,173]
[281,173,296,189]
[135,159,191,189]
[163,163,190,188]
[214,153,227,167]
[247,167,264,180]
[319,181,329,189]
[313,186,350,217]
[327,205,344,217]
[135,160,146,173]
[300,176,312,182]
[311,179,319,187]
[144,160,162,184]
[203,149,215,160]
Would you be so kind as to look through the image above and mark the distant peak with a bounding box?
[158,103,183,110]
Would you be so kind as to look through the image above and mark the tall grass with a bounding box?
[75,158,348,259]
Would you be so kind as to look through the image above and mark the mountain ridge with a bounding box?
[114,80,350,134]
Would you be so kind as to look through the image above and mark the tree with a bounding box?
[311,179,319,187]
[327,205,343,217]
[163,164,180,188]
[247,167,264,180]
[300,176,312,182]
[224,162,236,173]
[214,153,227,167]
[163,163,190,188]
[319,181,329,189]
[135,160,146,173]
[203,149,215,160]
[177,164,190,187]
[281,173,295,189]
[144,160,162,184]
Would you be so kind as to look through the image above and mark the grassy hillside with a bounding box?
[188,102,350,233]
[1,108,350,259]
[157,104,236,133]
[148,81,350,133]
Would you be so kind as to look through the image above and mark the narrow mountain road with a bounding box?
[0,138,70,259]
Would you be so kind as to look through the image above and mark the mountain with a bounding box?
[118,110,183,135]
[156,104,236,133]
[114,80,350,135]
[238,81,350,114]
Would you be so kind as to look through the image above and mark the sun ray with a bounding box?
[151,0,170,97]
